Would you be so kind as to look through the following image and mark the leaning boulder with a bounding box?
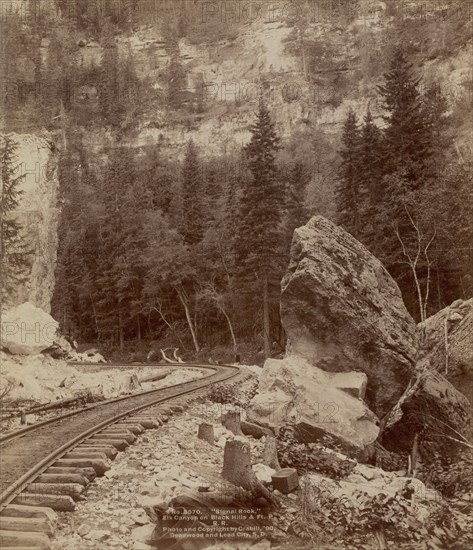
[1,302,59,355]
[381,369,472,459]
[417,298,473,404]
[248,356,379,454]
[281,216,416,417]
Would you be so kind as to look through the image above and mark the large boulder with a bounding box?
[381,369,472,458]
[281,216,416,417]
[417,298,473,404]
[1,302,59,355]
[248,356,379,454]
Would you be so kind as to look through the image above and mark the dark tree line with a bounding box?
[335,48,472,320]
[52,101,308,355]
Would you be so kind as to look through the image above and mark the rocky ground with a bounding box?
[49,370,472,550]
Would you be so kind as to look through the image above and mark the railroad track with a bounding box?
[0,362,188,425]
[0,362,240,549]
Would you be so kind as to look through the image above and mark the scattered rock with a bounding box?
[130,508,150,525]
[253,463,276,485]
[248,356,379,453]
[76,523,91,537]
[353,463,383,481]
[130,524,156,545]
[87,529,110,541]
[132,542,154,550]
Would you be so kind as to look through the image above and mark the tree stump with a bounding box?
[262,436,281,470]
[222,410,243,435]
[222,440,279,507]
[197,422,215,445]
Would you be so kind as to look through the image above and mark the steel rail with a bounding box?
[0,363,239,512]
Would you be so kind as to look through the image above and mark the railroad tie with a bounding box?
[0,505,57,522]
[11,493,75,512]
[35,473,88,487]
[74,445,118,459]
[0,529,51,549]
[0,516,54,536]
[24,483,84,501]
[98,430,137,444]
[45,466,96,482]
[53,458,109,476]
[85,437,129,451]
[124,418,161,429]
[110,423,144,435]
[63,451,108,461]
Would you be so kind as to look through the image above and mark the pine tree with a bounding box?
[358,108,383,244]
[181,140,205,245]
[286,160,309,235]
[141,145,173,213]
[0,135,31,307]
[0,15,25,130]
[95,146,138,347]
[335,109,361,237]
[421,83,450,178]
[377,48,431,188]
[234,98,284,357]
[52,134,101,341]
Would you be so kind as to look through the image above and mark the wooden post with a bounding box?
[197,423,215,445]
[222,410,243,435]
[262,436,281,470]
[222,440,279,507]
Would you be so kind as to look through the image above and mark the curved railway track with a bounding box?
[0,362,201,439]
[0,362,240,549]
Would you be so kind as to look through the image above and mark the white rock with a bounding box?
[130,509,150,525]
[354,464,382,481]
[216,435,228,448]
[252,463,276,485]
[88,529,110,541]
[132,542,154,550]
[1,302,59,355]
[77,524,91,537]
[131,524,155,543]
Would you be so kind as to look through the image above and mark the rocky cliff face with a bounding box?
[77,1,472,160]
[7,134,59,313]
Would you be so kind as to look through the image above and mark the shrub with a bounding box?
[208,383,239,405]
[293,481,417,547]
[421,450,473,498]
[278,425,356,480]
